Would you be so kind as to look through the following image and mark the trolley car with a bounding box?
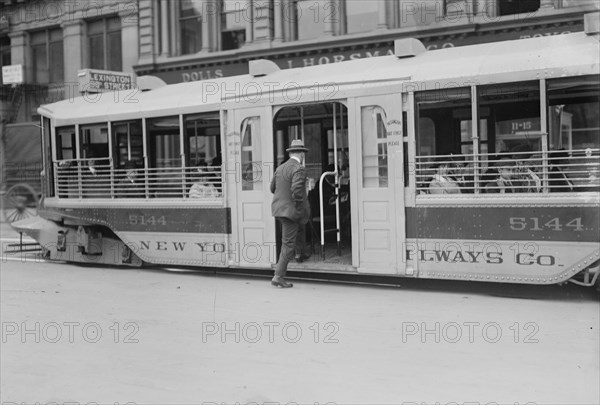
[9,17,600,287]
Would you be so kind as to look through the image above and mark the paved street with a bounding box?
[1,237,599,405]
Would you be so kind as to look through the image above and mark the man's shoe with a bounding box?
[295,254,311,263]
[271,277,293,288]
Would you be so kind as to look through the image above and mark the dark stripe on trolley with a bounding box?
[53,207,232,234]
[405,206,599,243]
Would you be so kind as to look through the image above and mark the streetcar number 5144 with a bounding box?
[509,217,583,232]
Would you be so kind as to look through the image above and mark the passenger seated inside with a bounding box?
[428,158,461,194]
[189,161,220,198]
[117,160,145,198]
[510,144,541,193]
[485,157,516,193]
[209,155,223,194]
[548,150,574,192]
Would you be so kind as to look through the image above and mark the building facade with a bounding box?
[134,0,599,84]
[1,0,139,124]
[1,0,599,122]
[0,0,140,192]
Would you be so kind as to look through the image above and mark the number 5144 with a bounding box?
[509,217,583,232]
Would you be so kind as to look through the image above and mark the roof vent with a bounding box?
[136,75,167,91]
[584,12,600,35]
[249,59,280,77]
[394,38,427,58]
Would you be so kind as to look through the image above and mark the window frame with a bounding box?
[30,27,64,84]
[87,16,122,71]
[178,0,204,54]
[220,0,248,51]
[0,35,10,85]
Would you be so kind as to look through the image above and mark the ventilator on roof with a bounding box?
[394,38,427,58]
[584,12,599,35]
[249,59,280,77]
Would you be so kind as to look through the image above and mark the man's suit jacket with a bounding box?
[271,158,310,223]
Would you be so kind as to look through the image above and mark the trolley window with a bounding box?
[112,120,143,168]
[42,117,54,197]
[147,116,182,198]
[415,87,472,193]
[241,117,262,191]
[80,123,109,161]
[184,112,221,167]
[548,75,600,151]
[415,87,472,156]
[480,81,541,156]
[361,106,388,188]
[184,112,222,198]
[547,75,600,192]
[147,116,181,168]
[55,126,76,160]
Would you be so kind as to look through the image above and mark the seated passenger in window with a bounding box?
[485,157,517,193]
[428,159,461,194]
[117,160,145,198]
[209,155,223,194]
[189,161,220,199]
[448,154,476,193]
[510,144,542,193]
[548,151,574,192]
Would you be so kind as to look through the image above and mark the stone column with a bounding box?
[119,8,139,74]
[323,0,336,35]
[169,0,178,55]
[484,0,497,18]
[160,0,170,56]
[202,4,212,51]
[377,0,388,29]
[283,0,295,40]
[245,0,254,44]
[60,21,84,83]
[273,0,284,42]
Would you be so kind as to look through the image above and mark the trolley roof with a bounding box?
[40,32,600,126]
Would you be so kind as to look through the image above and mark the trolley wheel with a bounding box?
[2,183,39,225]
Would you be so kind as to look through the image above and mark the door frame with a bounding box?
[349,90,406,274]
[226,105,276,268]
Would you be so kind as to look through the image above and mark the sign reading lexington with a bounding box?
[78,69,136,93]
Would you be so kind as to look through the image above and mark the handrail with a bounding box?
[415,148,600,195]
[53,161,224,200]
[318,170,338,259]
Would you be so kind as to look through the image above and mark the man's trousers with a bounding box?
[274,216,306,277]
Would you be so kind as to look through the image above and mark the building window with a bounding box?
[221,0,247,50]
[445,0,468,15]
[345,1,378,34]
[398,0,443,27]
[295,0,341,40]
[0,36,10,85]
[561,0,600,9]
[30,28,63,84]
[180,0,204,54]
[497,0,540,16]
[88,17,122,71]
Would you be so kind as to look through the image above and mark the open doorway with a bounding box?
[273,102,352,270]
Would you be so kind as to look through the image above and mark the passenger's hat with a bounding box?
[286,139,309,153]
